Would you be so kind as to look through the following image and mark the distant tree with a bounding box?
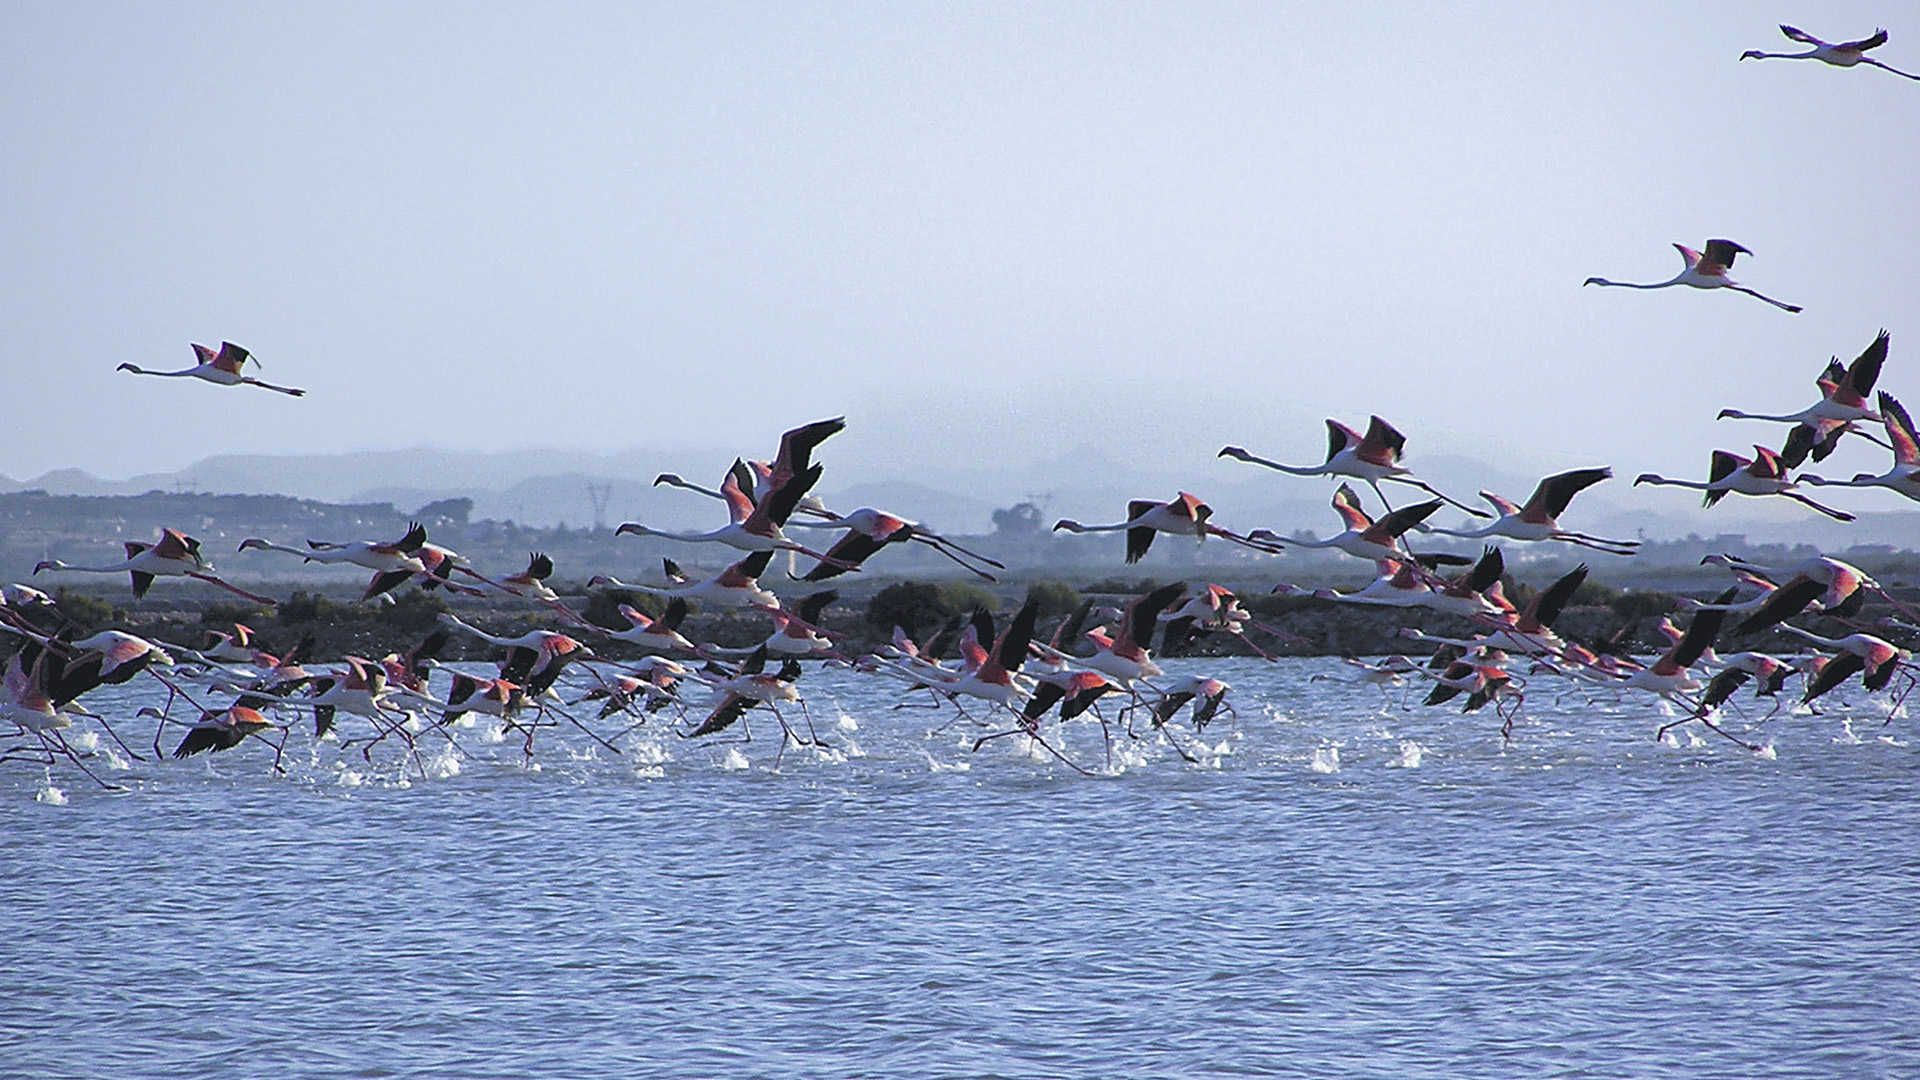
[1024,579,1081,619]
[376,589,449,632]
[415,497,473,526]
[991,501,1045,536]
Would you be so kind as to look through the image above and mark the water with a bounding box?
[5,658,1919,1078]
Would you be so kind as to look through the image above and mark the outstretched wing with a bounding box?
[1529,467,1612,520]
[1840,28,1888,52]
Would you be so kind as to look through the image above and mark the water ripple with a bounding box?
[2,658,1918,1077]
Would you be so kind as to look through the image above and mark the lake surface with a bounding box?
[4,657,1918,1078]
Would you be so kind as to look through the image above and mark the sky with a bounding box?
[3,3,1918,518]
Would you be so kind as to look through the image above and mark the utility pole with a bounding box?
[586,481,613,531]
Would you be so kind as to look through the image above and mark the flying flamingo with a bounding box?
[1742,25,1920,79]
[589,551,780,613]
[1248,484,1441,562]
[1051,493,1280,563]
[1634,447,1854,520]
[617,469,854,570]
[1803,391,1920,502]
[1699,554,1879,635]
[116,341,306,396]
[1219,416,1489,517]
[787,507,1005,582]
[1275,558,1436,609]
[238,522,430,575]
[1583,240,1802,313]
[1720,331,1892,467]
[1429,468,1639,554]
[1400,563,1589,656]
[35,528,278,605]
[1782,628,1910,704]
[711,591,842,660]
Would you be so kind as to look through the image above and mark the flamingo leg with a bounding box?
[186,572,279,606]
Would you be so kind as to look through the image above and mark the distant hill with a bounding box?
[5,444,1917,546]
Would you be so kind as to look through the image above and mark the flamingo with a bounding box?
[158,702,282,763]
[711,591,841,660]
[117,341,306,396]
[1417,649,1526,737]
[1720,331,1892,468]
[595,597,700,656]
[1219,416,1489,517]
[788,507,1005,582]
[617,469,853,569]
[0,652,128,789]
[683,648,824,764]
[435,613,595,695]
[238,522,430,575]
[1401,563,1589,656]
[35,528,278,605]
[1780,627,1911,706]
[1701,553,1877,634]
[571,659,690,720]
[1695,653,1795,718]
[1147,675,1235,732]
[1276,558,1435,609]
[1428,468,1639,555]
[589,551,780,613]
[363,542,489,602]
[1075,583,1188,685]
[1742,25,1920,79]
[1051,492,1280,563]
[1158,583,1284,659]
[1583,239,1802,313]
[1803,391,1920,502]
[1627,596,1753,747]
[1249,484,1441,562]
[440,674,527,727]
[1309,655,1422,698]
[1634,447,1854,520]
[1416,546,1509,620]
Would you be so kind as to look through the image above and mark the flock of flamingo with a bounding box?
[6,23,1919,787]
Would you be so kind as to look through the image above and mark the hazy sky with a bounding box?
[4,3,1917,507]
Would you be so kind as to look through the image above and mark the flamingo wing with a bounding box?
[1880,392,1919,465]
[1529,467,1612,520]
[1840,28,1888,52]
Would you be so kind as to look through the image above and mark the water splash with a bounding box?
[720,748,751,772]
[1390,741,1425,769]
[1310,745,1341,774]
[34,771,67,805]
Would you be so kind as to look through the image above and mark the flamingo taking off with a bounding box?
[117,342,306,396]
[1742,25,1920,79]
[1584,240,1802,313]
